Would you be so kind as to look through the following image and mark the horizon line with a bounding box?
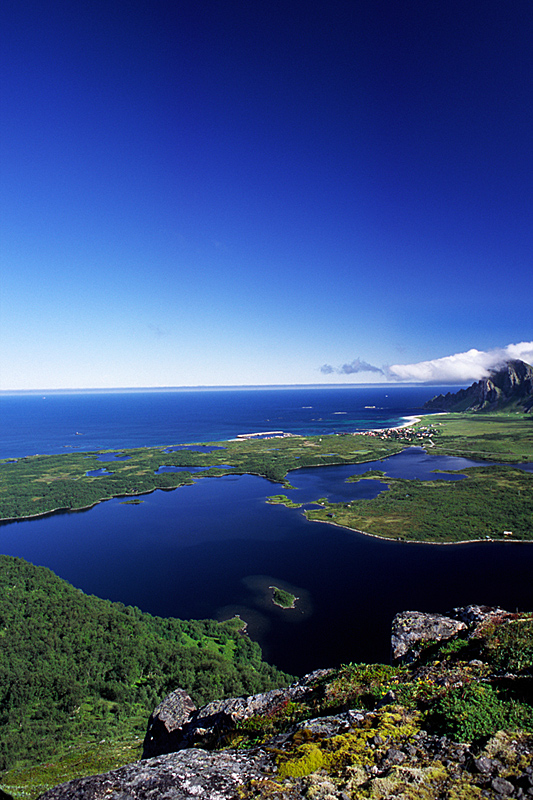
[0,382,469,395]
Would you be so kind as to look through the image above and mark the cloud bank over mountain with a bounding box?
[321,342,533,384]
[387,342,533,383]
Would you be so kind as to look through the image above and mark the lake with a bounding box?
[2,428,533,675]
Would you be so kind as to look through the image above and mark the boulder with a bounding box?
[142,688,197,759]
[391,605,511,663]
[391,610,466,662]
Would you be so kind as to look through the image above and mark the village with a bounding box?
[358,423,438,445]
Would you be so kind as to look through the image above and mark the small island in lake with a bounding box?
[270,585,298,609]
[266,494,302,508]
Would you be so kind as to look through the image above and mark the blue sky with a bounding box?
[1,0,532,390]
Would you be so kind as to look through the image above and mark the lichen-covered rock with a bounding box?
[36,709,533,800]
[451,604,509,632]
[391,610,467,661]
[36,747,273,799]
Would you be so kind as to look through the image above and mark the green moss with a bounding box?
[276,708,421,785]
[277,743,324,778]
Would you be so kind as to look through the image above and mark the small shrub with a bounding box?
[483,616,533,672]
[439,638,470,658]
[324,663,402,711]
[432,683,533,741]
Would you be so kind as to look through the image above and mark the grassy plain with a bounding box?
[306,414,533,543]
[423,412,533,461]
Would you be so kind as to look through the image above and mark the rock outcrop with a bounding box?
[391,610,467,662]
[142,670,333,758]
[37,710,533,800]
[36,605,533,800]
[391,604,508,662]
[424,359,533,413]
[35,748,271,799]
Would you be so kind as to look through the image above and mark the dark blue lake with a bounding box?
[2,446,533,676]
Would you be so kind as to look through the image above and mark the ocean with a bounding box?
[0,385,453,459]
[2,385,533,675]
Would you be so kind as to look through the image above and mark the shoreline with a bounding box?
[364,411,448,435]
[307,515,532,547]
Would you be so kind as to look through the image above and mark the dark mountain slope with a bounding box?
[424,359,533,413]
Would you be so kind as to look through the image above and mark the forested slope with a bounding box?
[0,555,292,773]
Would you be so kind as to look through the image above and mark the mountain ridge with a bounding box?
[424,359,533,413]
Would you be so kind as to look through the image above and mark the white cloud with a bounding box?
[386,341,533,383]
[320,358,384,376]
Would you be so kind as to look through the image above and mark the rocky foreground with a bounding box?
[37,606,533,799]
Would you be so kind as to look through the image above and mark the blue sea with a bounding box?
[0,385,452,459]
[2,385,533,675]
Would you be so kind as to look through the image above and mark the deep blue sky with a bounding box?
[1,0,532,389]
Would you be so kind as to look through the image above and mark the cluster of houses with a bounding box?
[358,425,438,443]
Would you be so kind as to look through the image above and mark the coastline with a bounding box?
[0,487,162,524]
[307,515,532,547]
[365,411,448,435]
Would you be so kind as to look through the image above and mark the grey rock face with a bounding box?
[391,610,467,662]
[391,605,510,663]
[36,748,272,799]
[423,359,533,413]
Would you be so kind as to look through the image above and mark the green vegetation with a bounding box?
[305,414,533,542]
[432,682,533,742]
[0,434,409,522]
[2,414,533,795]
[423,412,533,462]
[0,555,293,795]
[266,494,302,508]
[2,560,533,797]
[229,611,533,750]
[307,465,533,542]
[225,611,533,798]
[2,414,532,542]
[346,468,387,482]
[270,586,297,608]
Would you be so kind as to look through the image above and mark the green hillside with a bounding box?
[0,555,292,789]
